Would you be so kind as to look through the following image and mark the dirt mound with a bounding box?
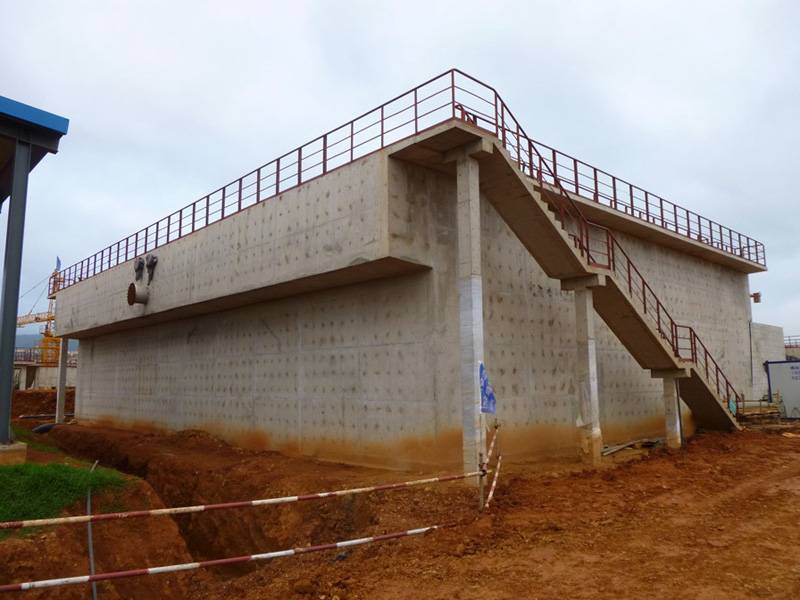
[12,389,75,419]
[18,424,800,599]
[0,477,206,599]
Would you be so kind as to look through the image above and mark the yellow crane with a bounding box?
[16,269,61,366]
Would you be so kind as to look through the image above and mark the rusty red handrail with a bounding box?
[785,336,800,349]
[675,326,743,413]
[456,92,745,418]
[50,69,764,297]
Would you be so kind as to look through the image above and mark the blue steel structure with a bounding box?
[0,95,68,445]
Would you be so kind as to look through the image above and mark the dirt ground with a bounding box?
[3,393,800,599]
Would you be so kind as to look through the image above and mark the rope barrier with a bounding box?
[0,470,485,531]
[0,525,443,592]
[484,455,503,509]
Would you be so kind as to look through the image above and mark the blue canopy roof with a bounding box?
[0,96,69,135]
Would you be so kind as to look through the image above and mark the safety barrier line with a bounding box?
[483,425,499,469]
[484,455,503,509]
[0,470,484,531]
[0,525,443,592]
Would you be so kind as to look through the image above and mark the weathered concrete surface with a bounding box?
[62,124,757,467]
[750,322,785,399]
[55,152,400,338]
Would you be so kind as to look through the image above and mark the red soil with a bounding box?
[11,388,75,419]
[3,417,800,599]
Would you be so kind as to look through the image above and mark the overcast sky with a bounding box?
[2,0,798,336]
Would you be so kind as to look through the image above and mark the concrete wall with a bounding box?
[66,145,755,467]
[56,152,394,337]
[749,322,786,399]
[14,365,77,390]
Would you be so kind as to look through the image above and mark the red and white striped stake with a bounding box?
[0,525,442,592]
[484,455,503,509]
[483,424,499,470]
[0,470,484,531]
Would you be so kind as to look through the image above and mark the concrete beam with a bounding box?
[650,368,691,380]
[443,138,494,164]
[561,274,606,291]
[574,286,602,465]
[456,153,486,475]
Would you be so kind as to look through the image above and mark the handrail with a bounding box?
[675,326,743,414]
[49,69,765,297]
[785,335,800,349]
[448,82,746,419]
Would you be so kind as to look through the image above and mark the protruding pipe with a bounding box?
[127,282,149,305]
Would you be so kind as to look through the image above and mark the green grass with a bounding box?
[10,424,62,454]
[0,463,126,540]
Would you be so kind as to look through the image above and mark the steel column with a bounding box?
[0,140,32,444]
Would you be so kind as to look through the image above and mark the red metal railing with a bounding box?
[785,336,800,349]
[454,85,746,417]
[532,140,766,266]
[49,69,765,296]
[675,326,743,414]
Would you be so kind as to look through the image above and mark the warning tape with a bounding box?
[0,525,442,592]
[0,470,485,531]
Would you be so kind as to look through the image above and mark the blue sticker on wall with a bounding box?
[479,362,496,414]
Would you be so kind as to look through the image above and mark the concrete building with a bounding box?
[53,70,779,470]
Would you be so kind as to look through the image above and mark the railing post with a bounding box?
[573,158,579,194]
[413,89,419,134]
[450,71,456,118]
[276,158,281,195]
[612,178,617,210]
[627,260,632,293]
[191,202,196,233]
[297,148,302,186]
[238,177,243,210]
[322,137,328,174]
[493,94,498,137]
[350,121,354,162]
[221,188,226,219]
[166,214,171,243]
[593,168,598,201]
[380,105,385,147]
[205,195,210,226]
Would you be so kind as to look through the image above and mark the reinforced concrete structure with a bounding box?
[53,71,778,469]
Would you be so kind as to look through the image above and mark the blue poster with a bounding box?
[479,362,496,414]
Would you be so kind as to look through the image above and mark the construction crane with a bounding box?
[16,267,62,366]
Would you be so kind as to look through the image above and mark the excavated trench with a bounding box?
[2,392,477,599]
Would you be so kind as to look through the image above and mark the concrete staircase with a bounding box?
[474,125,742,431]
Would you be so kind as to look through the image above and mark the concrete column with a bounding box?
[55,337,69,424]
[574,286,602,464]
[661,374,682,449]
[456,154,486,474]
